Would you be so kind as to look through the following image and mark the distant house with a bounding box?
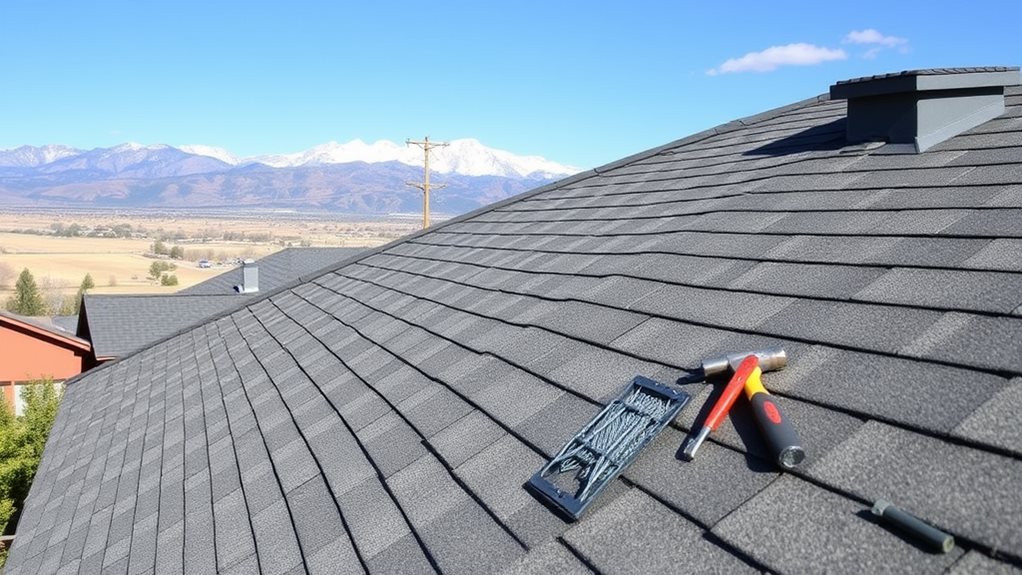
[76,247,365,362]
[8,68,1022,574]
[178,247,366,295]
[0,310,91,414]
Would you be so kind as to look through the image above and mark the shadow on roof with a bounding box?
[743,118,847,157]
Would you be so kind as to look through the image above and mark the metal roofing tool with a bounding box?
[680,347,789,462]
[528,376,690,521]
[873,500,955,553]
[681,354,761,461]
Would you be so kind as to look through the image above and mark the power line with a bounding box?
[406,136,448,229]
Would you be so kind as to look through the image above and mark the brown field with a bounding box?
[0,210,419,303]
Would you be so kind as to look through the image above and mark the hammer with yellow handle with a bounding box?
[743,359,805,469]
[681,347,805,470]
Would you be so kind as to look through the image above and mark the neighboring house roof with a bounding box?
[48,314,79,334]
[78,248,366,359]
[9,69,1022,574]
[179,247,367,295]
[78,294,241,359]
[0,310,91,351]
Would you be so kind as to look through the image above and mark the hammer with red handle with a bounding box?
[681,347,804,469]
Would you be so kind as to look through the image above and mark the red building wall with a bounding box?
[0,319,90,412]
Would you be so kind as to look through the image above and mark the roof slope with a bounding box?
[80,294,241,358]
[179,247,366,295]
[81,249,365,359]
[8,81,1022,574]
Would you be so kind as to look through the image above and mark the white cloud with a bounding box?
[843,28,908,47]
[707,43,847,75]
[843,28,910,57]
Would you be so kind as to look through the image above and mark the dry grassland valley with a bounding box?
[0,208,420,306]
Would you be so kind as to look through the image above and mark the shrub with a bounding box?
[148,261,177,281]
[0,379,63,561]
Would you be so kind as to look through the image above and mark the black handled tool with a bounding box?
[743,367,805,470]
[873,500,955,553]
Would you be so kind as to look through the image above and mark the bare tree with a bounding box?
[0,262,14,289]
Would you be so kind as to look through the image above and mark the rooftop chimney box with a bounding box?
[235,259,259,294]
[830,67,1020,153]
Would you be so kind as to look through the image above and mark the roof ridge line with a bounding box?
[591,93,831,175]
[84,293,242,300]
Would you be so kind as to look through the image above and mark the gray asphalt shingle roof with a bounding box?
[8,70,1022,574]
[79,293,242,359]
[80,248,365,359]
[179,247,367,295]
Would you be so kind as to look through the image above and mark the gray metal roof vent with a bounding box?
[235,259,258,293]
[830,67,1021,153]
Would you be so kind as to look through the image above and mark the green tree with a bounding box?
[67,273,96,315]
[0,379,63,567]
[148,261,176,281]
[160,273,179,286]
[151,239,168,256]
[169,246,185,260]
[79,273,95,291]
[5,269,46,316]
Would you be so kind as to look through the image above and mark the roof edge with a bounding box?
[0,311,92,351]
[83,293,247,301]
[593,93,831,174]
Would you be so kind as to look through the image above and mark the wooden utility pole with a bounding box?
[406,136,448,229]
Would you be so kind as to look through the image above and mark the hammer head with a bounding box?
[701,347,786,377]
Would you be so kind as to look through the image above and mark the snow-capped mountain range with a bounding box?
[1,139,580,179]
[0,140,580,215]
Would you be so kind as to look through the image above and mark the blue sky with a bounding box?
[1,1,1019,168]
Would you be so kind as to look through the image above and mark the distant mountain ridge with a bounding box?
[1,139,580,179]
[0,140,581,215]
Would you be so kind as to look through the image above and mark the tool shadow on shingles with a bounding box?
[673,376,777,473]
[742,119,848,157]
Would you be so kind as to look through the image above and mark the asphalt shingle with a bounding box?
[713,475,963,574]
[952,378,1022,455]
[808,421,1022,553]
[81,294,242,359]
[563,489,757,574]
[855,268,1022,313]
